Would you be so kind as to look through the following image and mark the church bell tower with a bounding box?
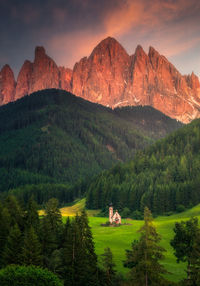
[109,203,113,223]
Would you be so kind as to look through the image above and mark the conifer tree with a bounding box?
[101,247,116,286]
[25,196,40,232]
[61,211,99,286]
[22,226,42,266]
[0,207,11,267]
[171,217,200,285]
[41,198,63,267]
[2,224,22,266]
[4,195,24,229]
[124,207,167,286]
[75,209,98,286]
[60,217,74,285]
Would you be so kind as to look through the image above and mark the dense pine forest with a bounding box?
[86,118,200,215]
[0,89,181,202]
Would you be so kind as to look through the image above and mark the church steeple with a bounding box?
[109,204,113,223]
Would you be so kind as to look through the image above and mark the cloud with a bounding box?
[47,29,105,68]
[103,0,200,36]
[102,0,200,57]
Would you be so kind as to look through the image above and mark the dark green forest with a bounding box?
[0,89,181,202]
[86,118,200,215]
[1,195,200,285]
[0,196,101,286]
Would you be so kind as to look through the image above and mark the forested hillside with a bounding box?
[86,118,200,214]
[0,89,181,199]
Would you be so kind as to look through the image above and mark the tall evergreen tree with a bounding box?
[75,210,98,286]
[101,247,116,286]
[4,195,24,229]
[124,207,167,286]
[60,217,75,285]
[41,198,63,267]
[2,224,22,266]
[25,196,40,232]
[0,207,11,267]
[22,226,42,266]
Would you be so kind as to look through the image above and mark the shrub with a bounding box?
[0,265,63,286]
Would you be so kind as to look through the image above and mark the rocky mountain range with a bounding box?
[0,37,200,123]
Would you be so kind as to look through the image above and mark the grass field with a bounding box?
[52,199,200,282]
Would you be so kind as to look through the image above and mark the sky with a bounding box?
[0,0,200,79]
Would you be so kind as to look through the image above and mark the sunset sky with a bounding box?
[1,0,200,78]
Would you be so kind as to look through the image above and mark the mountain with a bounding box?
[0,89,181,194]
[0,37,200,123]
[86,117,200,215]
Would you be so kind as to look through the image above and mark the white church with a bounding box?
[109,204,121,224]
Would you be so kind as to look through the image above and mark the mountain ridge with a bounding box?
[0,89,182,193]
[0,37,200,123]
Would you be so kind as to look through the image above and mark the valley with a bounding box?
[56,198,200,282]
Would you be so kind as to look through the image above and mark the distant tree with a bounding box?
[121,207,131,218]
[25,196,40,232]
[124,207,168,286]
[171,217,200,285]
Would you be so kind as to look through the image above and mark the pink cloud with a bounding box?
[47,30,106,68]
[46,0,200,73]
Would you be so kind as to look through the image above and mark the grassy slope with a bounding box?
[60,200,200,282]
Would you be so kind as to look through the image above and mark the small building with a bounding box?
[109,204,121,224]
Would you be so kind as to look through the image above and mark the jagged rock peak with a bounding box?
[34,46,46,60]
[134,45,147,57]
[148,46,159,57]
[1,64,14,75]
[15,60,33,100]
[89,36,129,59]
[0,64,16,105]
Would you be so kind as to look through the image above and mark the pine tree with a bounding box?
[25,196,40,232]
[0,207,11,267]
[22,226,42,266]
[61,211,99,286]
[2,224,22,266]
[75,209,98,286]
[101,247,116,286]
[60,217,75,285]
[4,195,24,229]
[124,207,167,286]
[41,198,63,267]
[171,217,200,286]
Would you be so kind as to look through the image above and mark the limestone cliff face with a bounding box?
[59,67,72,92]
[1,37,200,123]
[29,47,60,94]
[0,65,15,105]
[72,37,130,106]
[15,60,33,100]
[15,47,70,100]
[72,38,200,122]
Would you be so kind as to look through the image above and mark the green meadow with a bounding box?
[58,199,200,282]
